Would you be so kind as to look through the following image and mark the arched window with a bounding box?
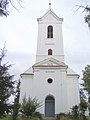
[48,49,52,55]
[47,25,53,38]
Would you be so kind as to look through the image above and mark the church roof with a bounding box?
[67,67,79,77]
[37,3,63,22]
[33,57,68,68]
[20,59,79,78]
[20,67,34,76]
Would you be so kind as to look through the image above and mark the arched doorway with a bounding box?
[45,96,55,117]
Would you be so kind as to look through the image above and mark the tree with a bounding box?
[12,79,20,120]
[0,0,9,16]
[0,0,22,17]
[80,88,87,101]
[84,6,90,28]
[71,105,79,120]
[82,65,90,110]
[0,47,15,117]
[71,102,87,120]
[79,100,87,120]
[76,5,90,29]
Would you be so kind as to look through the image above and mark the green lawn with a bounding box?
[1,116,90,120]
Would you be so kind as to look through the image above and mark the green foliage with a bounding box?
[57,113,65,120]
[82,64,90,110]
[85,14,90,28]
[82,65,90,93]
[76,5,90,29]
[80,88,87,102]
[12,80,20,120]
[57,113,72,120]
[71,105,79,120]
[79,100,87,115]
[17,115,40,120]
[59,116,71,120]
[71,101,87,120]
[20,96,41,118]
[0,47,15,117]
[0,116,12,120]
[84,6,90,28]
[33,112,42,120]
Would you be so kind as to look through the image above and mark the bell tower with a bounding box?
[36,3,64,63]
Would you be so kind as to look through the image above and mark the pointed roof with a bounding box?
[37,3,63,22]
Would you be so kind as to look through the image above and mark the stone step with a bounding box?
[43,117,57,120]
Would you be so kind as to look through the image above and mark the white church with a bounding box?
[20,3,80,117]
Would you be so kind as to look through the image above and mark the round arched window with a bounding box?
[48,49,52,55]
[47,78,53,84]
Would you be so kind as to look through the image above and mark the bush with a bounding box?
[20,96,41,118]
[17,115,40,120]
[57,113,65,120]
[71,105,79,120]
[71,102,88,120]
[58,116,72,120]
[33,112,42,120]
[31,117,40,120]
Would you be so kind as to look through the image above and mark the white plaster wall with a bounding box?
[67,76,80,111]
[20,69,80,114]
[31,67,68,115]
[20,75,33,101]
[36,13,64,63]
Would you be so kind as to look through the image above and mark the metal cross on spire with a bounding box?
[49,0,51,6]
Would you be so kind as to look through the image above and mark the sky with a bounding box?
[0,0,90,80]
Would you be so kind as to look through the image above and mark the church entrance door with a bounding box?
[45,96,55,117]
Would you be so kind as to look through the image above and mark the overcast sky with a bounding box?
[0,0,90,79]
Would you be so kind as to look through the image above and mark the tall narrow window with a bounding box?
[48,49,52,55]
[47,25,53,38]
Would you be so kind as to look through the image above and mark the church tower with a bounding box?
[36,3,64,63]
[20,3,80,118]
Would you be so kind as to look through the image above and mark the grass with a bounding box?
[57,114,90,120]
[0,116,40,120]
[0,116,12,120]
[17,115,40,120]
[0,115,90,120]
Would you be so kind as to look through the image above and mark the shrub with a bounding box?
[33,112,42,120]
[71,105,79,120]
[20,96,41,118]
[57,113,65,120]
[17,115,40,120]
[31,117,40,120]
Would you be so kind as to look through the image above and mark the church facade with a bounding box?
[20,3,80,117]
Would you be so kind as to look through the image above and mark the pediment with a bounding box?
[33,57,67,68]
